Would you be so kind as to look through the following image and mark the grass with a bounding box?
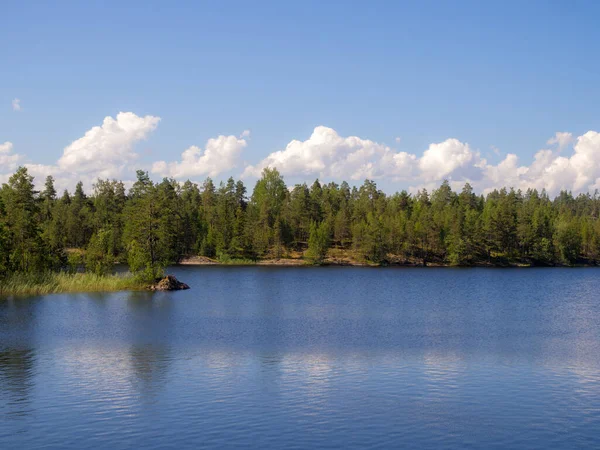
[0,271,147,297]
[215,253,258,265]
[218,258,258,265]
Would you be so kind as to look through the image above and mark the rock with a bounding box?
[178,256,219,265]
[150,275,190,291]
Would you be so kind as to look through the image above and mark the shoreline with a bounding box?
[3,261,599,298]
[178,256,599,268]
[0,273,189,298]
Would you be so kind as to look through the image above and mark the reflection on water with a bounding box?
[129,345,171,391]
[1,267,600,449]
[0,348,36,418]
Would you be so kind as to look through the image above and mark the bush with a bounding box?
[85,229,115,276]
[127,240,164,282]
[67,252,83,274]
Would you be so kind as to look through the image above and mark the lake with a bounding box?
[1,266,600,449]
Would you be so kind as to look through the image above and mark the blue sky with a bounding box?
[1,0,600,194]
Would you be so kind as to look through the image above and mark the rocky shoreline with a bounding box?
[149,275,190,291]
[177,255,598,268]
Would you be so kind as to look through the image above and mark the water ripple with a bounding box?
[2,267,600,448]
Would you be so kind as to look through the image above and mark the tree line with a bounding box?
[1,166,600,279]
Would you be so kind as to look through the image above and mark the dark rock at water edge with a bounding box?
[149,275,190,291]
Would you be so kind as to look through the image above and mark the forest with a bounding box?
[1,165,600,283]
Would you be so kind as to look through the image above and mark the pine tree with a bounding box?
[2,167,50,272]
[306,220,330,263]
[0,197,9,276]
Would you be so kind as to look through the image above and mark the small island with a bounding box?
[1,166,598,296]
[149,275,190,291]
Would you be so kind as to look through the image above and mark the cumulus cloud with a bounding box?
[0,141,14,154]
[481,153,527,189]
[472,131,600,195]
[242,126,483,183]
[242,126,418,181]
[11,98,21,111]
[57,112,160,179]
[242,126,600,196]
[0,141,22,172]
[0,111,248,192]
[152,134,248,179]
[547,132,574,150]
[0,112,160,192]
[4,117,600,198]
[419,139,484,182]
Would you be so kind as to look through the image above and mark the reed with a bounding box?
[0,272,147,297]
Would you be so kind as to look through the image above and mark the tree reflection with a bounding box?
[0,348,36,417]
[129,345,171,395]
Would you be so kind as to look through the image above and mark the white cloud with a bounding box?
[242,126,600,196]
[242,126,418,181]
[418,139,484,182]
[481,153,527,190]
[0,141,22,173]
[395,137,402,143]
[4,118,600,198]
[11,98,21,111]
[57,112,160,179]
[152,134,248,179]
[474,131,600,195]
[0,112,160,192]
[1,112,246,192]
[242,126,482,183]
[0,141,13,153]
[547,132,574,150]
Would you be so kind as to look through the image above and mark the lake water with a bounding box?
[1,267,600,449]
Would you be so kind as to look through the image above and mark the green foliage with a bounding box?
[64,181,93,248]
[2,166,600,283]
[1,167,50,272]
[216,252,255,265]
[85,229,115,275]
[67,252,83,274]
[306,221,330,264]
[0,198,9,276]
[122,172,176,278]
[555,216,582,264]
[251,167,287,227]
[127,239,164,282]
[0,271,145,297]
[352,213,388,263]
